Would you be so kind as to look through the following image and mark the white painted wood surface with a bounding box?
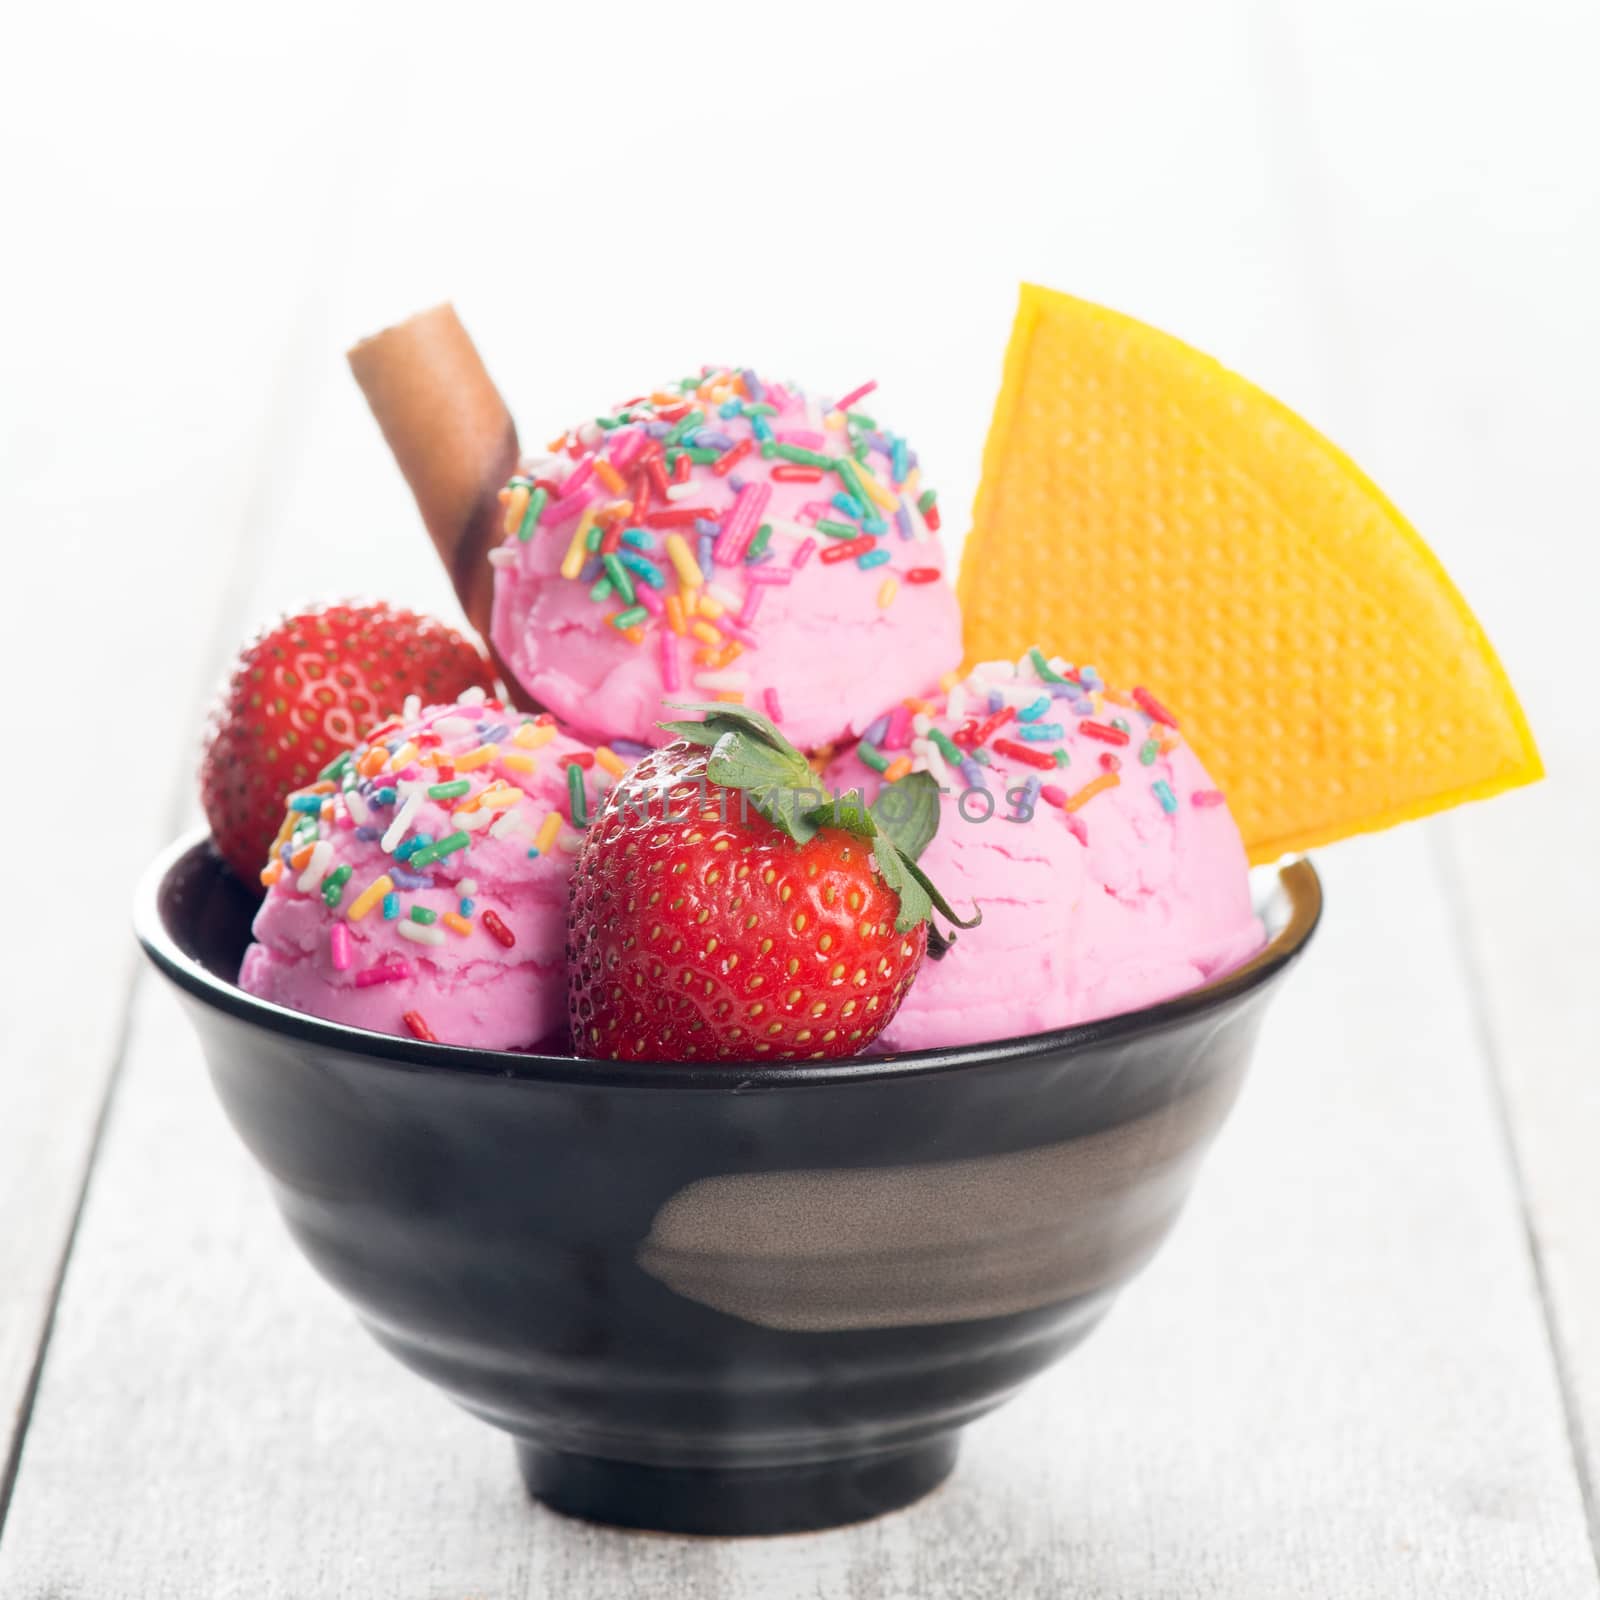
[0,178,332,1500]
[1,0,1595,1591]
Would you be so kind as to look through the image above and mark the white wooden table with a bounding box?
[2,2,1596,1593]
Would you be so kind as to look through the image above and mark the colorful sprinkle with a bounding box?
[834,379,878,412]
[558,517,591,581]
[567,762,589,828]
[381,788,424,853]
[820,536,876,565]
[664,532,704,590]
[601,552,637,605]
[992,737,1059,771]
[659,630,682,692]
[513,721,556,751]
[402,1010,438,1042]
[1133,686,1180,728]
[1065,773,1121,812]
[531,811,563,858]
[296,840,333,893]
[500,372,953,722]
[482,909,516,948]
[354,958,408,988]
[519,485,548,542]
[408,831,470,869]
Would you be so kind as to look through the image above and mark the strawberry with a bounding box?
[567,705,977,1063]
[200,600,495,883]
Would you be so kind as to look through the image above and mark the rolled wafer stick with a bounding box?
[347,304,517,641]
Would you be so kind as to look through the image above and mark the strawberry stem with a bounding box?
[656,706,980,938]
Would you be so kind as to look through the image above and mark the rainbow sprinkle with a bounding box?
[490,367,949,718]
[847,647,1206,841]
[259,692,609,1040]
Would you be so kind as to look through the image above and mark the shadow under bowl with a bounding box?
[135,829,1319,1536]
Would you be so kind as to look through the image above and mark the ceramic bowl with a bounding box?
[136,829,1319,1535]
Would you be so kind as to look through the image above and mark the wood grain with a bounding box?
[1,0,1595,1590]
[0,273,329,1508]
[1279,0,1600,1543]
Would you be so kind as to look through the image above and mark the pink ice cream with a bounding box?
[239,691,609,1049]
[824,651,1264,1052]
[489,367,962,753]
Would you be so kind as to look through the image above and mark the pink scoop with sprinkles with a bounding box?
[488,367,963,753]
[240,688,614,1050]
[823,649,1264,1052]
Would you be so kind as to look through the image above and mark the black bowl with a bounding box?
[135,830,1319,1536]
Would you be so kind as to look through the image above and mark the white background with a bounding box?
[1,1,1597,1594]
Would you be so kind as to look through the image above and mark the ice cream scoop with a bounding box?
[239,689,611,1049]
[823,650,1263,1051]
[488,367,962,752]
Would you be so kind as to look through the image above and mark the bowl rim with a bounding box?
[135,827,1321,1092]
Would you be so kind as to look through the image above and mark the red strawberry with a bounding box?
[567,705,976,1063]
[200,600,495,883]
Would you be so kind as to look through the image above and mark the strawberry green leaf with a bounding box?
[870,839,929,933]
[810,781,978,935]
[899,853,981,934]
[870,771,941,863]
[805,785,879,839]
[657,704,818,845]
[703,729,812,798]
[658,702,795,757]
[656,707,979,931]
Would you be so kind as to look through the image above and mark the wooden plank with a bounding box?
[1,836,1592,1596]
[1277,0,1600,1538]
[0,0,360,1496]
[0,262,332,1505]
